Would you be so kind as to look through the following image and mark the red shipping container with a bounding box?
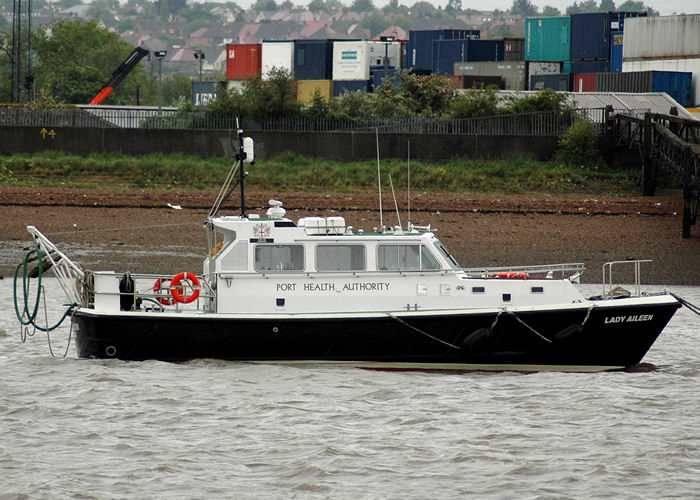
[226,43,262,80]
[573,73,597,92]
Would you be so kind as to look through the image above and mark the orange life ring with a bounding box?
[490,272,530,279]
[170,272,201,304]
[153,278,173,305]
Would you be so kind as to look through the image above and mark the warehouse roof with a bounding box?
[496,91,697,120]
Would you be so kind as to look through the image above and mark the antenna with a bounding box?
[388,172,402,231]
[407,141,411,229]
[375,128,383,232]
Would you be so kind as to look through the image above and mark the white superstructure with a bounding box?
[202,201,585,315]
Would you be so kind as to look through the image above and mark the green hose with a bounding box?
[14,247,77,332]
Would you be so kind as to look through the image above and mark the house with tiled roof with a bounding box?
[238,24,262,44]
[374,26,407,41]
[299,18,334,38]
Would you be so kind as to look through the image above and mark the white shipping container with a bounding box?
[226,80,246,92]
[261,41,294,79]
[367,41,403,69]
[622,15,700,60]
[527,61,563,76]
[622,58,700,107]
[454,61,527,90]
[332,41,369,81]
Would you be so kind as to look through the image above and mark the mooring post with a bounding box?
[603,105,614,166]
[682,146,693,238]
[669,107,679,138]
[642,111,654,196]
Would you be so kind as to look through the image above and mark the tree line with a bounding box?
[203,68,572,122]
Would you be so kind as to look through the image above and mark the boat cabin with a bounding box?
[202,201,585,315]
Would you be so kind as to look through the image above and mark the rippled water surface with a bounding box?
[1,279,699,499]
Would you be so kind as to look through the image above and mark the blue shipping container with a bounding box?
[530,73,572,92]
[407,29,480,72]
[650,71,692,107]
[294,40,334,80]
[570,11,646,61]
[333,80,371,97]
[570,60,610,74]
[432,39,504,75]
[596,71,693,107]
[373,69,400,89]
[192,81,221,107]
[610,31,623,72]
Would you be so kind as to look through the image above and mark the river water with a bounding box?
[1,278,699,499]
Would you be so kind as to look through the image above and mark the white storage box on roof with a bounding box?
[261,41,294,79]
[622,14,700,60]
[367,41,403,69]
[333,41,369,81]
[622,59,700,107]
[297,217,346,235]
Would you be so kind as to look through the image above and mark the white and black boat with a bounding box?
[17,133,681,371]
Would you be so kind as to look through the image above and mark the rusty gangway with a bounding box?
[613,109,700,238]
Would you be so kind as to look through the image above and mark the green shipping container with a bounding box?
[525,17,571,62]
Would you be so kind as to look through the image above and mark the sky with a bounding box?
[217,0,699,16]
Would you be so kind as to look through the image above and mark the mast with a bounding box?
[208,121,252,220]
[238,126,246,217]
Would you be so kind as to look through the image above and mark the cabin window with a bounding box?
[254,244,304,272]
[472,286,485,293]
[377,244,441,271]
[433,239,461,269]
[316,244,366,271]
[531,286,544,293]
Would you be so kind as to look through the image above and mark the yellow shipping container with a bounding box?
[297,80,333,104]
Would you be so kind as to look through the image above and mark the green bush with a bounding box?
[555,118,601,167]
[447,85,501,118]
[503,88,572,113]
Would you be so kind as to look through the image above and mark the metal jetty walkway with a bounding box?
[614,108,700,238]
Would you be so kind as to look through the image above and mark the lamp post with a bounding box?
[379,35,395,78]
[154,50,167,112]
[194,49,205,82]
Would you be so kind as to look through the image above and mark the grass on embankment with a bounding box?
[0,151,641,195]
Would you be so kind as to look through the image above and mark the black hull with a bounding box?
[72,300,680,370]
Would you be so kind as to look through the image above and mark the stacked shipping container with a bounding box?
[332,40,370,96]
[598,71,693,107]
[525,17,570,62]
[294,40,334,80]
[453,62,527,90]
[297,80,334,104]
[406,29,480,72]
[504,38,525,61]
[622,14,700,107]
[432,39,504,75]
[569,11,646,69]
[525,16,570,90]
[226,44,262,81]
[261,41,294,79]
